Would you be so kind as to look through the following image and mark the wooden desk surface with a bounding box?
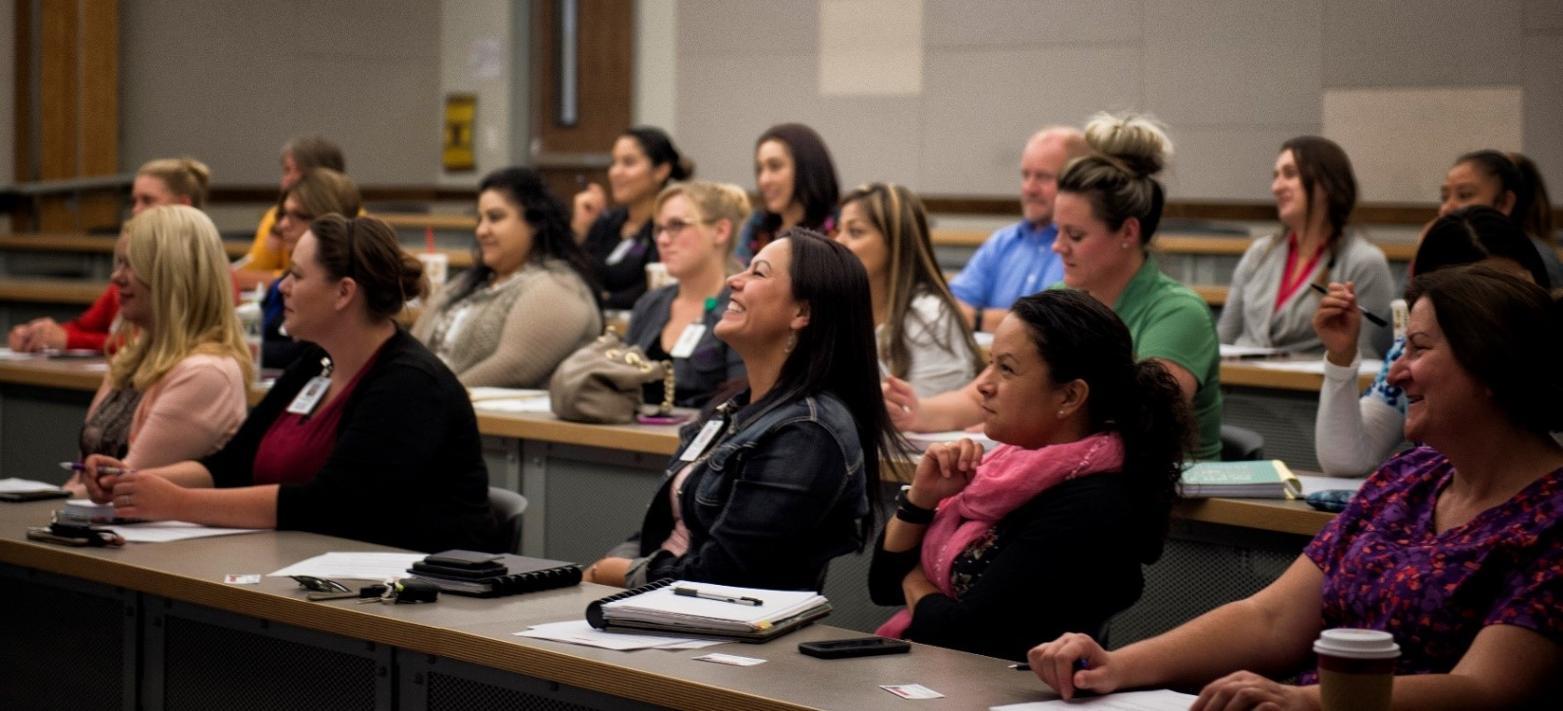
[1220,359,1375,392]
[0,498,1053,710]
[0,356,1333,536]
[0,277,105,305]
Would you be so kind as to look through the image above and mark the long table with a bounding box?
[0,355,1333,644]
[0,497,1053,711]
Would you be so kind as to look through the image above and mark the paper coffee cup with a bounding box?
[645,261,676,291]
[419,252,449,289]
[1314,628,1398,711]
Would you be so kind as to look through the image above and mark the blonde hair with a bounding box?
[136,158,211,208]
[109,205,252,390]
[1059,112,1173,244]
[655,180,751,260]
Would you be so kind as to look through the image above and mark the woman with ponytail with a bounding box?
[870,289,1192,661]
[82,215,494,553]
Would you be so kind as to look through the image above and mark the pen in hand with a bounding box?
[1309,283,1388,328]
[673,586,763,606]
[59,461,128,476]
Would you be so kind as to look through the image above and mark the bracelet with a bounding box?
[894,486,936,525]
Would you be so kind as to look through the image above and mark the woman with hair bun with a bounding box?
[414,167,602,388]
[83,215,495,553]
[9,157,211,353]
[871,289,1192,662]
[1219,136,1394,357]
[884,113,1222,461]
[571,126,694,309]
[1031,265,1563,710]
[1439,149,1563,286]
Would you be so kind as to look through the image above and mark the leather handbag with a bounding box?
[549,331,674,424]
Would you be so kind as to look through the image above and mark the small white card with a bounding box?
[692,653,766,667]
[677,418,725,462]
[605,238,636,265]
[225,574,261,585]
[286,376,330,415]
[881,684,944,700]
[669,324,706,359]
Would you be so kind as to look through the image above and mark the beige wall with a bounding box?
[670,0,1563,204]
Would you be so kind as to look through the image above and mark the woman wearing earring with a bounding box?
[1218,137,1393,357]
[835,183,982,398]
[736,123,841,265]
[583,229,897,590]
[871,289,1190,661]
[83,215,495,553]
[570,126,694,309]
[624,181,748,408]
[413,167,602,387]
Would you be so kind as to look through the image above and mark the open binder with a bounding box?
[585,579,831,642]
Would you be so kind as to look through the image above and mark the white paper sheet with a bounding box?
[513,620,725,651]
[1296,474,1366,495]
[473,397,554,414]
[0,477,61,493]
[0,348,38,361]
[991,689,1197,710]
[1249,359,1381,376]
[268,552,426,581]
[906,431,998,452]
[467,387,549,402]
[1219,344,1289,359]
[105,521,266,543]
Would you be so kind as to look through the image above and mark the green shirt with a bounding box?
[1112,256,1223,460]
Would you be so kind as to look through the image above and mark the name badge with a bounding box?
[286,376,331,415]
[678,418,726,462]
[605,238,636,266]
[1390,298,1409,341]
[669,324,706,359]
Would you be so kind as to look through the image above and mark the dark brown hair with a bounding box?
[1280,135,1357,242]
[284,135,345,173]
[308,214,426,321]
[753,124,841,243]
[1405,265,1563,437]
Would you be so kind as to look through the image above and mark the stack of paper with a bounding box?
[514,621,725,651]
[906,431,998,452]
[467,387,553,414]
[0,478,61,493]
[1180,460,1302,499]
[269,552,426,581]
[590,581,830,640]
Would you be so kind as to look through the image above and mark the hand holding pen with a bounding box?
[72,455,132,505]
[1027,632,1118,700]
[1310,281,1380,367]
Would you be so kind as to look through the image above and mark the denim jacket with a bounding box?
[625,389,871,590]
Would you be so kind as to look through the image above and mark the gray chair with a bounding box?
[1219,424,1266,461]
[488,487,529,554]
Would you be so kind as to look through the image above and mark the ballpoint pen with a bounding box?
[673,586,763,606]
[1309,283,1388,327]
[59,461,128,476]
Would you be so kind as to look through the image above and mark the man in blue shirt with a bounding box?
[950,126,1088,331]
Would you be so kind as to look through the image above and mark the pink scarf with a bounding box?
[876,432,1125,639]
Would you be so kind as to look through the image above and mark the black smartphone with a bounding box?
[0,489,70,503]
[798,637,911,659]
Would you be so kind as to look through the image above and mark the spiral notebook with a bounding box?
[405,552,582,597]
[585,579,831,642]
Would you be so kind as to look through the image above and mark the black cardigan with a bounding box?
[868,474,1147,661]
[203,329,495,553]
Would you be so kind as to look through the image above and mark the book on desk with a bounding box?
[406,551,582,597]
[1181,460,1303,499]
[586,579,831,642]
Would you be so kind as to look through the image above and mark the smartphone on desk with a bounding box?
[799,637,910,659]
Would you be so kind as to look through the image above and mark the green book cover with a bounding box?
[1181,460,1302,498]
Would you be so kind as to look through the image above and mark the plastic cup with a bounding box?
[419,252,449,289]
[1314,628,1399,711]
[645,262,676,291]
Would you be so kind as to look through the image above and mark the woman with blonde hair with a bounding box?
[624,180,749,407]
[8,157,210,353]
[66,205,250,492]
[836,183,982,397]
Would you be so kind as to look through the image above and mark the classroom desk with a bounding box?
[0,498,1053,711]
[0,355,1331,643]
[1218,359,1377,471]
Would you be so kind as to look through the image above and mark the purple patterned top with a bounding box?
[1302,445,1563,680]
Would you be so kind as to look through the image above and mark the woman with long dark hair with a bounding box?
[736,123,841,264]
[412,167,601,387]
[584,228,897,590]
[871,289,1191,661]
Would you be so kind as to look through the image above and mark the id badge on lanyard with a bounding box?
[286,357,334,416]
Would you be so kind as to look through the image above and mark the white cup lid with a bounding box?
[1313,628,1400,659]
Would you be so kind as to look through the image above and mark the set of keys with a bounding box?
[290,575,439,604]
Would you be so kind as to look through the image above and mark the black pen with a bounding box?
[673,586,763,606]
[1010,659,1089,672]
[1309,283,1388,327]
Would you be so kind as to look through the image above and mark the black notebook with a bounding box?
[406,551,582,598]
[585,578,831,642]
